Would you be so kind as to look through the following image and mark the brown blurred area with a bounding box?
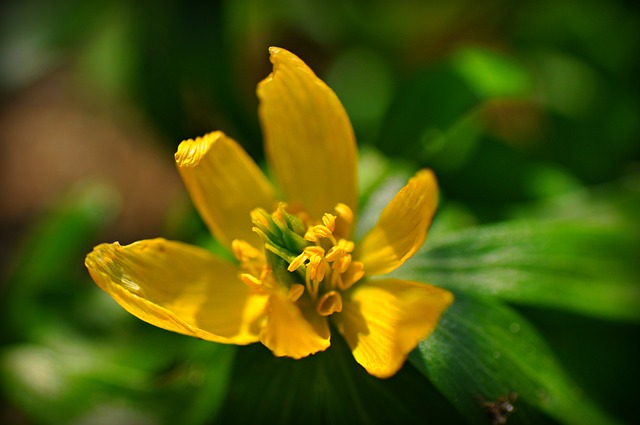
[0,66,184,269]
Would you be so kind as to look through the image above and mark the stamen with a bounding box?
[288,246,325,272]
[249,203,366,309]
[325,246,341,262]
[334,203,353,224]
[325,239,355,262]
[316,291,343,316]
[304,224,333,242]
[332,254,352,273]
[288,284,305,302]
[305,246,325,256]
[341,240,355,252]
[240,273,262,289]
[305,267,318,299]
[259,266,275,289]
[308,254,327,282]
[232,239,261,262]
[322,213,336,232]
[288,252,308,272]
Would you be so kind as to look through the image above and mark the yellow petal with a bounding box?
[333,278,453,378]
[85,238,268,344]
[357,169,438,276]
[257,47,358,222]
[260,290,331,359]
[175,131,276,249]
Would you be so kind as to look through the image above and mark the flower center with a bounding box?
[231,203,364,317]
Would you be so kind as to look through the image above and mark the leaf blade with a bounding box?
[410,293,622,425]
[394,216,640,322]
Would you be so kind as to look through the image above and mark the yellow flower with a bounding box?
[85,47,453,378]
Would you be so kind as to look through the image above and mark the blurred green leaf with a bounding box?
[410,293,622,425]
[217,333,464,425]
[356,147,416,239]
[1,328,234,425]
[1,341,154,424]
[0,0,110,89]
[392,189,640,321]
[451,46,533,99]
[419,110,483,172]
[325,48,395,142]
[376,62,479,164]
[153,339,236,425]
[512,0,640,75]
[3,181,120,339]
[77,2,138,96]
[515,306,640,425]
[376,46,535,173]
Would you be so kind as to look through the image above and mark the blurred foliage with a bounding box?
[1,0,639,424]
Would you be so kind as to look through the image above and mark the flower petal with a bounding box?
[333,278,453,378]
[175,131,276,249]
[257,47,358,221]
[85,238,268,344]
[357,169,438,276]
[260,291,331,359]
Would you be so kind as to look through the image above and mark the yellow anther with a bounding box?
[335,203,353,224]
[288,246,326,272]
[325,247,341,262]
[316,291,343,316]
[308,254,327,282]
[305,246,325,256]
[232,239,261,262]
[240,273,262,289]
[332,254,352,273]
[288,252,309,272]
[259,265,274,284]
[288,284,305,302]
[232,240,244,261]
[322,213,337,232]
[340,240,355,252]
[304,224,333,242]
[325,239,355,262]
[279,205,366,306]
[237,203,366,311]
[303,229,317,242]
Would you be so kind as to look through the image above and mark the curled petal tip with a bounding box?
[175,132,222,168]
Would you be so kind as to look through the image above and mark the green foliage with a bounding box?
[411,293,619,425]
[394,190,640,321]
[217,334,463,425]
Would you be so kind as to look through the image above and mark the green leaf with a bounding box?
[0,330,234,425]
[217,333,464,425]
[376,46,532,172]
[393,196,640,322]
[357,147,416,240]
[376,63,479,162]
[410,293,622,425]
[451,46,533,99]
[3,181,120,338]
[325,48,395,141]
